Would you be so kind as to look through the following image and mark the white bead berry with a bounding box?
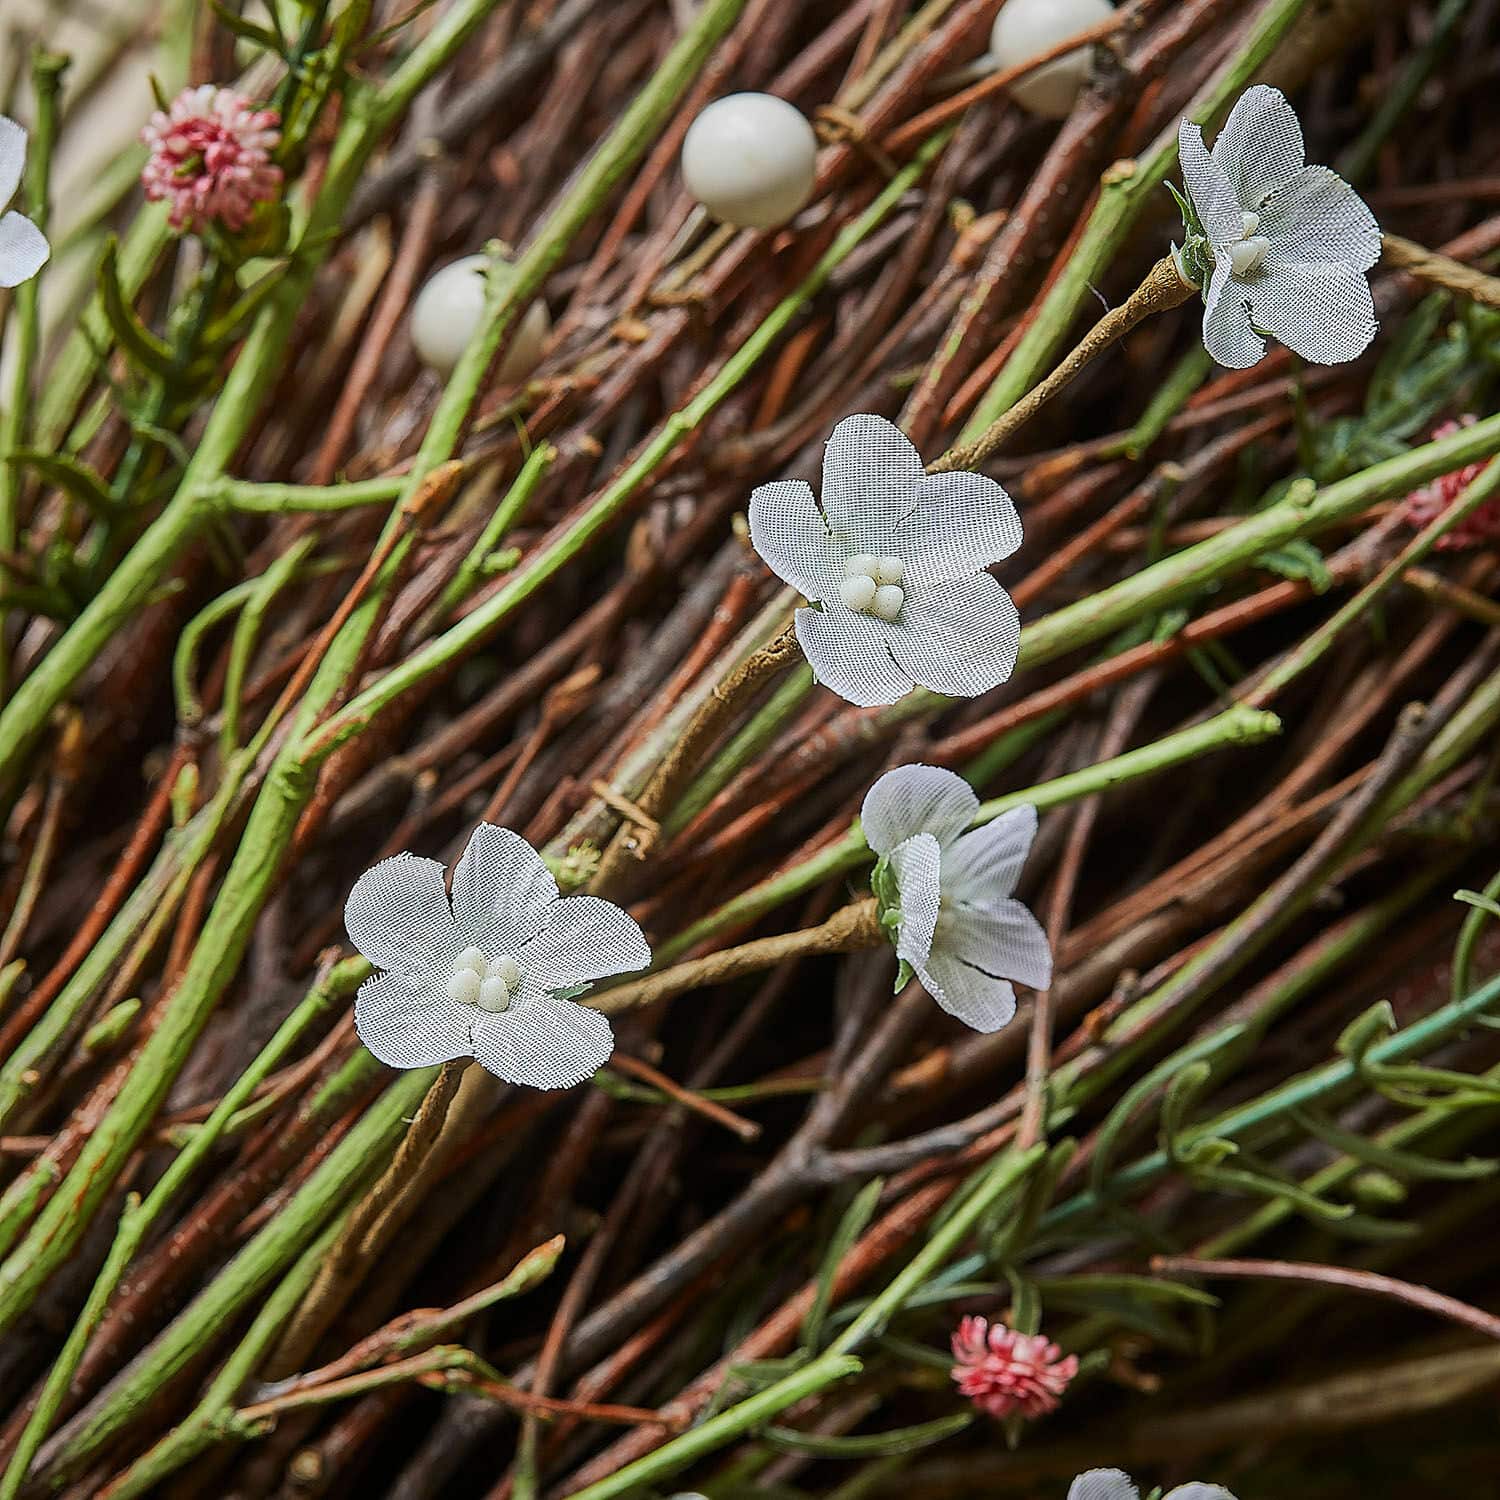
[410,253,551,380]
[448,968,482,1006]
[681,93,818,230]
[989,0,1115,121]
[874,556,905,586]
[839,574,878,612]
[871,584,905,622]
[477,976,511,1012]
[845,553,879,578]
[489,954,521,988]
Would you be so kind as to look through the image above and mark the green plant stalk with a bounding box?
[959,0,1314,442]
[95,1219,346,1500]
[655,702,1281,963]
[308,134,952,766]
[205,474,408,511]
[667,661,814,834]
[1045,970,1500,1232]
[40,1065,432,1486]
[565,1144,1045,1500]
[0,0,510,791]
[0,51,66,700]
[427,442,555,625]
[0,959,360,1500]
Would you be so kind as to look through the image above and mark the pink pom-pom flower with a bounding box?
[950,1315,1078,1420]
[141,85,282,234]
[1401,417,1499,550]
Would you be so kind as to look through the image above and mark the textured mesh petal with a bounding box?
[1177,120,1243,246]
[888,832,941,968]
[0,211,48,288]
[1068,1472,1139,1500]
[1249,259,1377,365]
[796,603,913,707]
[1201,255,1266,369]
[1163,1488,1237,1500]
[860,763,977,855]
[471,993,613,1089]
[886,573,1020,698]
[1209,84,1303,207]
[345,853,459,976]
[916,951,1016,1033]
[1260,164,1380,272]
[517,894,651,993]
[451,823,558,955]
[0,117,24,211]
[944,804,1037,907]
[940,899,1053,990]
[354,970,471,1069]
[820,412,920,544]
[894,469,1023,585]
[747,479,843,600]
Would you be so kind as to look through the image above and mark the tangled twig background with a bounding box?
[1,1,1499,1497]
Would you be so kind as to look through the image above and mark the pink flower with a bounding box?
[1401,417,1499,550]
[141,85,282,234]
[950,1315,1077,1420]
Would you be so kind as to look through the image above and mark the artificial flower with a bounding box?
[0,115,49,287]
[1069,1469,1237,1500]
[141,84,282,233]
[1401,416,1499,548]
[345,823,650,1090]
[1176,84,1379,369]
[951,1315,1077,1419]
[748,414,1023,707]
[862,763,1051,1032]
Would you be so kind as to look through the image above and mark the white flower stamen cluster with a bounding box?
[838,553,906,620]
[448,945,522,1012]
[1226,209,1269,278]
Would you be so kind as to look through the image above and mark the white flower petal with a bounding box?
[888,832,942,969]
[1177,119,1244,247]
[943,804,1037,907]
[1068,1472,1139,1500]
[1209,83,1304,207]
[795,603,913,707]
[1201,255,1266,369]
[1259,163,1380,272]
[747,478,844,600]
[895,469,1023,585]
[450,823,559,955]
[860,763,978,855]
[471,993,614,1089]
[0,117,25,210]
[886,573,1020,698]
[345,853,460,976]
[354,970,471,1069]
[1164,1487,1237,1500]
[820,412,922,545]
[942,899,1053,990]
[0,210,48,288]
[1250,258,1377,365]
[916,950,1016,1033]
[517,894,651,993]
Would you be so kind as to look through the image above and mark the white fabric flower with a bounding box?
[748,414,1023,708]
[345,824,650,1090]
[1177,84,1379,369]
[861,764,1051,1032]
[1069,1470,1236,1500]
[0,115,49,288]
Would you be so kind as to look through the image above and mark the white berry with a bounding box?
[845,553,879,578]
[839,574,878,612]
[457,945,486,974]
[477,976,511,1012]
[874,556,905,586]
[871,584,905,622]
[681,93,818,230]
[410,253,551,380]
[448,968,482,1006]
[488,954,521,987]
[990,0,1115,120]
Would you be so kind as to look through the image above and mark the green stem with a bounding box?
[205,474,408,512]
[565,1144,1045,1500]
[0,960,359,1500]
